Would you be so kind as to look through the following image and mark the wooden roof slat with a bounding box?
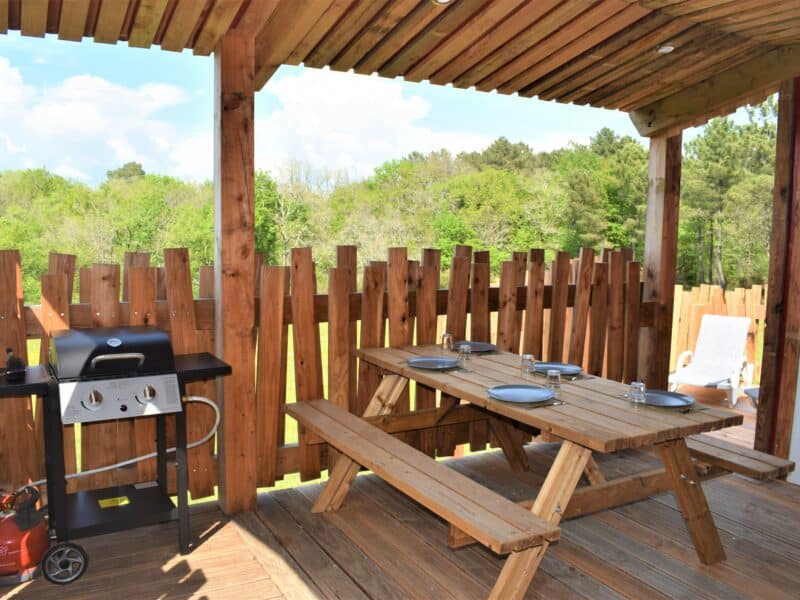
[46,0,61,34]
[286,0,358,65]
[429,0,562,86]
[20,0,48,37]
[7,0,18,30]
[307,0,396,70]
[459,0,614,90]
[744,19,800,40]
[590,34,757,109]
[404,0,529,83]
[159,0,206,51]
[94,0,129,43]
[498,3,648,95]
[651,0,767,20]
[59,0,90,41]
[562,25,716,105]
[233,0,281,37]
[255,0,337,88]
[378,0,491,79]
[355,0,448,75]
[83,0,100,37]
[330,0,421,71]
[128,0,169,48]
[193,0,246,55]
[619,45,773,112]
[0,0,9,34]
[480,0,636,94]
[531,15,689,101]
[630,42,799,136]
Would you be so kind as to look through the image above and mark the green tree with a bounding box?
[106,162,145,180]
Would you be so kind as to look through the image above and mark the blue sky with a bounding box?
[1,31,658,185]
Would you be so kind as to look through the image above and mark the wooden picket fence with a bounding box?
[0,245,653,496]
[670,283,768,381]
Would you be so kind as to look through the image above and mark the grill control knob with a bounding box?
[86,390,103,410]
[143,386,157,402]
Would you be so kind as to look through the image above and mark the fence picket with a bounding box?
[417,250,441,457]
[587,262,609,376]
[623,261,641,383]
[568,248,594,366]
[606,251,625,381]
[548,251,571,361]
[523,249,545,358]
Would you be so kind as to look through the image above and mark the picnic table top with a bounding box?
[358,345,743,453]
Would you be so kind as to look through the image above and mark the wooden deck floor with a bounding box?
[8,440,798,600]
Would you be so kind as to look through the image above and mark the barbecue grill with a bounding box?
[38,326,230,563]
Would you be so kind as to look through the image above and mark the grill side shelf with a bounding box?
[175,352,232,384]
[0,365,52,397]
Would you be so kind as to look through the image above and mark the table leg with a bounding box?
[583,455,606,485]
[657,438,725,564]
[489,440,591,600]
[312,374,408,513]
[489,417,530,473]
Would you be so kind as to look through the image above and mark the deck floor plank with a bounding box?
[9,444,800,600]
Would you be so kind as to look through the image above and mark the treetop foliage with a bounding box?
[0,98,777,303]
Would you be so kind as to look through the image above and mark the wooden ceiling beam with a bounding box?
[0,1,7,34]
[432,0,562,87]
[254,0,335,89]
[287,0,357,66]
[498,3,648,95]
[193,0,246,56]
[355,0,445,75]
[20,0,47,37]
[481,0,636,94]
[378,0,487,79]
[233,0,280,38]
[331,0,419,71]
[128,0,169,48]
[59,0,90,41]
[309,0,394,70]
[630,43,800,137]
[160,0,205,51]
[404,0,528,83]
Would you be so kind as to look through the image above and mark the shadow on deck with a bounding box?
[9,444,799,599]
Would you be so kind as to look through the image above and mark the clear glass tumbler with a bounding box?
[629,381,647,404]
[521,354,536,377]
[457,344,471,368]
[441,332,453,353]
[546,369,561,396]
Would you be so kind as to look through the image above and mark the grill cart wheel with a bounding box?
[42,542,88,585]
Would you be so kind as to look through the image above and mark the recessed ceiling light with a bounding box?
[657,44,675,54]
[432,0,453,5]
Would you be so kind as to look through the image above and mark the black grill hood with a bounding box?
[49,326,176,381]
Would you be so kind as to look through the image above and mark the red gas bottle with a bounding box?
[0,487,49,585]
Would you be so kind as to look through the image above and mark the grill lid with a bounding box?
[49,327,176,381]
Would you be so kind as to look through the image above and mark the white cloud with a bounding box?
[256,68,492,179]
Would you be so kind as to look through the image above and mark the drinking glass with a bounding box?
[629,381,647,404]
[521,354,536,377]
[441,332,453,353]
[546,369,561,396]
[457,344,471,368]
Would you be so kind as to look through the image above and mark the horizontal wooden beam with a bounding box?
[23,286,658,337]
[630,44,800,137]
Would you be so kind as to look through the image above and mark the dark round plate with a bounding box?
[407,356,459,371]
[644,390,695,408]
[533,362,583,376]
[453,341,497,353]
[487,384,555,404]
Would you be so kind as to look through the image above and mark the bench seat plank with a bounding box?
[288,399,559,554]
[687,434,795,480]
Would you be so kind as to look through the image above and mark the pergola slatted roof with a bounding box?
[3,0,799,134]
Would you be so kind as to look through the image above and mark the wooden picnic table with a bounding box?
[357,344,744,599]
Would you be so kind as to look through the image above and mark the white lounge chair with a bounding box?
[669,314,751,407]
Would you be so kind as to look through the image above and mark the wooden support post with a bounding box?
[757,78,799,456]
[639,133,682,389]
[214,32,257,514]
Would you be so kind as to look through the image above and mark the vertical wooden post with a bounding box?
[214,32,257,514]
[757,79,798,455]
[638,133,682,388]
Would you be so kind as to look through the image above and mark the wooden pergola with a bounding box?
[2,0,800,514]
